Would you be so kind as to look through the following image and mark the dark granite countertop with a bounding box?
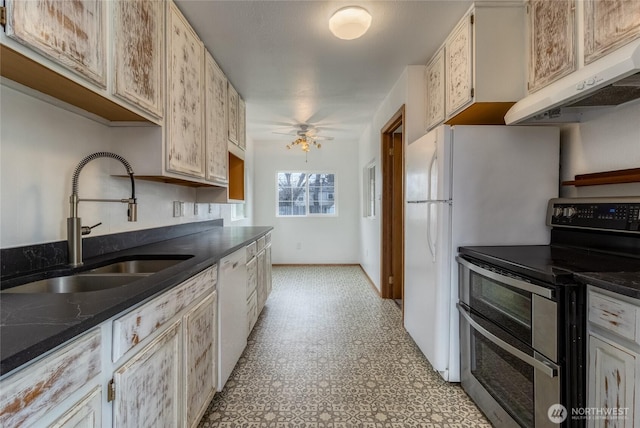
[575,272,640,300]
[0,225,272,376]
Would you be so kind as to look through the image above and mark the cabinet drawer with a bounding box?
[246,241,257,261]
[589,292,638,343]
[113,266,215,362]
[0,329,101,428]
[257,236,266,252]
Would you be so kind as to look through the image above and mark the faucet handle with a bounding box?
[81,222,102,236]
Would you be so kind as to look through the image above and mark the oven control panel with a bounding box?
[547,198,640,233]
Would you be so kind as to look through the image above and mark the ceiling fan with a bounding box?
[273,124,334,152]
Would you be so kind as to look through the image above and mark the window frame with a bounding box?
[275,171,338,218]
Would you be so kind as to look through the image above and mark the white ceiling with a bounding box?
[176,0,476,144]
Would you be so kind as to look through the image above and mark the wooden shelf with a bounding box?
[562,168,640,187]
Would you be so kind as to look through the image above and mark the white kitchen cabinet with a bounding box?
[184,291,217,428]
[257,248,267,313]
[113,320,182,428]
[0,329,102,428]
[238,98,247,151]
[527,0,576,93]
[49,387,102,428]
[166,0,205,178]
[429,3,525,125]
[112,0,164,118]
[4,0,107,88]
[205,50,229,185]
[265,243,272,296]
[425,47,446,131]
[227,82,239,146]
[583,0,640,64]
[587,289,639,428]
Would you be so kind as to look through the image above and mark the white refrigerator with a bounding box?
[403,125,559,382]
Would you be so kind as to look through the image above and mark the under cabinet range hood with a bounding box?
[505,39,640,124]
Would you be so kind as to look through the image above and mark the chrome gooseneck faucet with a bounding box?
[68,152,137,266]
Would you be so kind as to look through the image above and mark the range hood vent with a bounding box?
[505,39,640,124]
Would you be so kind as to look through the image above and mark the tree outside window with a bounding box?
[277,172,336,217]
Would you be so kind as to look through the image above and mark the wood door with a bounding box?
[167,1,205,178]
[380,106,404,302]
[588,335,636,428]
[113,320,181,428]
[584,0,640,64]
[184,292,217,428]
[426,47,446,131]
[205,50,229,184]
[113,0,164,118]
[445,12,473,117]
[5,0,107,87]
[527,0,576,93]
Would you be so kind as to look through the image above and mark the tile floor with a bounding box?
[198,265,490,427]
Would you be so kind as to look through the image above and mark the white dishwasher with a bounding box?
[217,247,247,391]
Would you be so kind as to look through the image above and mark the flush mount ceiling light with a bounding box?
[329,6,372,40]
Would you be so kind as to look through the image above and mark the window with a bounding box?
[277,172,336,216]
[363,161,376,218]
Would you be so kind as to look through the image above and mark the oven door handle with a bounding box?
[457,303,559,378]
[456,256,554,299]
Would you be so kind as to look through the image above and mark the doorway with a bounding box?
[380,106,404,309]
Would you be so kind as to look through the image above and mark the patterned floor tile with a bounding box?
[198,266,490,427]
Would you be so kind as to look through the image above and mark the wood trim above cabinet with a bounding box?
[0,45,151,122]
[562,168,640,187]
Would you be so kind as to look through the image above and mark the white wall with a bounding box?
[253,136,360,264]
[0,84,251,249]
[358,66,427,291]
[560,100,640,198]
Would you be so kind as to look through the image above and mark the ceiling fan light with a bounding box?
[329,6,372,40]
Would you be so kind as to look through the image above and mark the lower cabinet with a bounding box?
[587,288,639,428]
[246,232,272,337]
[113,321,182,428]
[0,265,218,428]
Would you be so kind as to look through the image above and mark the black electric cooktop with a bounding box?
[459,244,640,285]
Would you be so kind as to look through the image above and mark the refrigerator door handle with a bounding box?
[426,150,438,262]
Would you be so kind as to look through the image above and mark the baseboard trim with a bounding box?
[358,265,381,297]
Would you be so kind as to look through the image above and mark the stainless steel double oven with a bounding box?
[457,256,578,427]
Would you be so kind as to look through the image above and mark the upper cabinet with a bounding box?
[5,0,107,88]
[205,50,229,185]
[227,82,239,146]
[425,3,527,127]
[112,0,164,118]
[166,1,205,178]
[238,98,247,151]
[584,0,640,64]
[527,0,576,93]
[425,48,445,131]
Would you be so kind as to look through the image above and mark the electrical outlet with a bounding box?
[208,204,213,214]
[173,201,183,217]
[194,203,199,216]
[296,242,302,250]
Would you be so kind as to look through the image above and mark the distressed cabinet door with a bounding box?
[445,13,473,117]
[265,245,272,296]
[113,320,181,428]
[257,249,267,313]
[5,0,107,87]
[49,387,102,428]
[167,1,205,178]
[588,336,636,428]
[227,82,239,145]
[527,0,576,93]
[205,50,229,184]
[238,98,247,151]
[426,47,445,131]
[584,0,640,64]
[113,0,164,118]
[184,291,217,428]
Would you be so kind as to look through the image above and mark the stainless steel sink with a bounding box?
[85,259,184,274]
[2,274,149,294]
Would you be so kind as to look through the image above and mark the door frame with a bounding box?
[380,105,405,301]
